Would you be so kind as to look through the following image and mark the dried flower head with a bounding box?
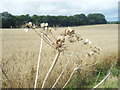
[23,22,33,28]
[84,39,91,45]
[65,27,75,36]
[28,22,32,26]
[56,36,65,44]
[45,27,48,31]
[41,23,45,28]
[25,22,33,28]
[45,23,48,27]
[90,46,101,55]
[87,51,94,57]
[95,46,101,51]
[48,27,52,32]
[52,36,66,51]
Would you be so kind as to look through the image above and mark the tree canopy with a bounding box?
[1,12,107,28]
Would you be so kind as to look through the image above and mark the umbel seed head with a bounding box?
[56,36,65,44]
[65,27,75,36]
[27,22,32,27]
[41,22,48,28]
[41,23,45,28]
[84,39,91,44]
[45,23,48,27]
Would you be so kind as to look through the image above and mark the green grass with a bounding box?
[66,60,119,89]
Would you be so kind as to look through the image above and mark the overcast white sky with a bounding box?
[1,0,119,21]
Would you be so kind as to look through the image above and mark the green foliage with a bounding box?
[107,21,120,24]
[2,12,17,28]
[66,62,119,89]
[111,66,119,76]
[87,13,107,24]
[1,12,107,28]
[66,67,118,89]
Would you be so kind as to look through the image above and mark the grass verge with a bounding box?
[66,53,119,89]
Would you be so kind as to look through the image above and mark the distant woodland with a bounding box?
[1,12,108,28]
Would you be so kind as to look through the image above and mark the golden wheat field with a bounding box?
[1,24,118,88]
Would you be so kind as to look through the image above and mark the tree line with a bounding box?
[1,12,107,28]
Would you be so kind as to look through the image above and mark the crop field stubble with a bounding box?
[1,24,118,88]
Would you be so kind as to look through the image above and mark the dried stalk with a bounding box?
[34,33,43,90]
[41,51,60,89]
[61,53,81,89]
[61,70,75,89]
[91,72,111,90]
[43,34,53,44]
[50,32,57,40]
[51,53,72,89]
[33,29,54,48]
[80,60,99,69]
[61,53,99,89]
[66,52,84,61]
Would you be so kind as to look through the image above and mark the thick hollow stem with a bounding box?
[34,33,43,90]
[41,51,60,89]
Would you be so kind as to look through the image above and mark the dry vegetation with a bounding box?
[1,24,118,88]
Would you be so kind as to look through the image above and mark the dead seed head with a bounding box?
[28,22,32,26]
[65,28,75,36]
[95,45,101,51]
[48,27,54,32]
[41,23,45,28]
[45,23,48,27]
[57,36,65,43]
[51,36,66,51]
[26,22,33,28]
[84,39,91,45]
[45,27,48,31]
[40,22,48,28]
[87,51,95,57]
[56,37,65,46]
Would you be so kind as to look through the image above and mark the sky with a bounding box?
[1,0,119,21]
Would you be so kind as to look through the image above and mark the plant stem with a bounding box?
[62,70,75,89]
[33,29,54,49]
[51,53,72,89]
[34,33,43,90]
[41,51,60,89]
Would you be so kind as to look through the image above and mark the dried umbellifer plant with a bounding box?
[64,27,80,43]
[21,22,101,89]
[22,22,67,89]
